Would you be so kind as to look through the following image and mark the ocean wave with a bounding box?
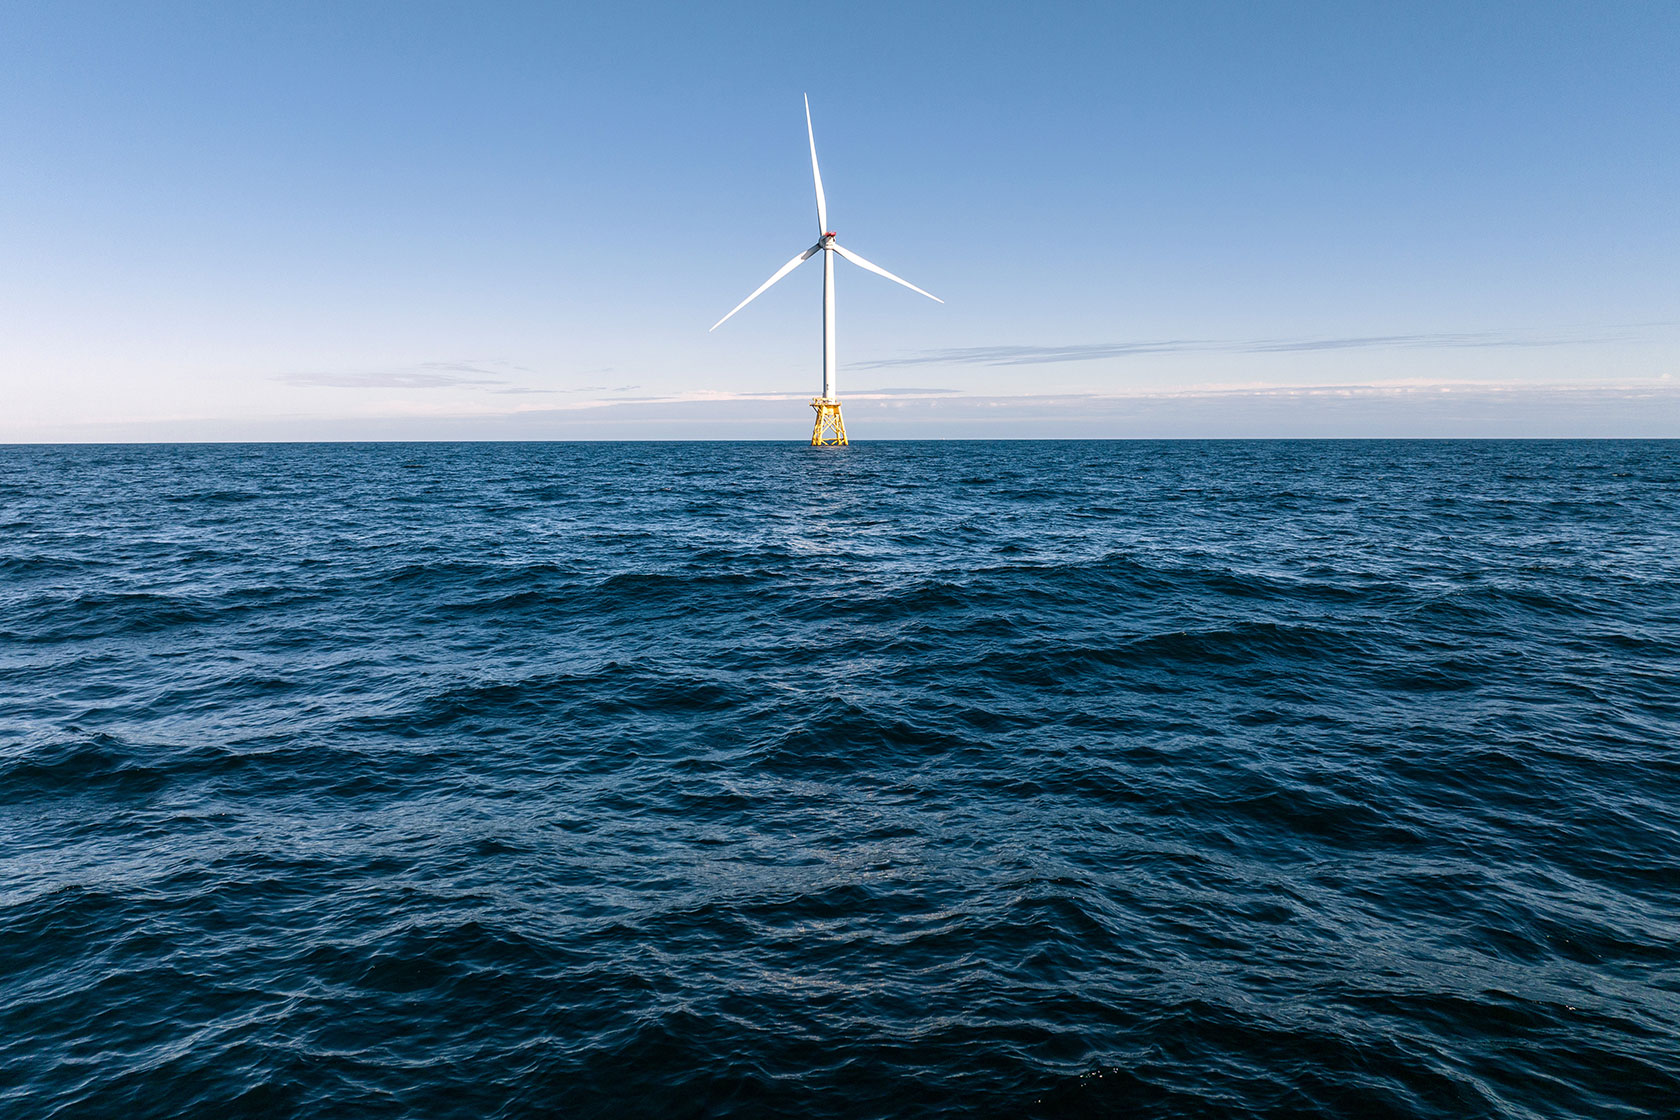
[3,440,1678,1118]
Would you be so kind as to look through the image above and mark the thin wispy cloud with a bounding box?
[684,386,964,402]
[276,367,505,389]
[273,360,617,396]
[856,325,1668,369]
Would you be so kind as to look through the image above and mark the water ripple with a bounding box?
[2,440,1678,1118]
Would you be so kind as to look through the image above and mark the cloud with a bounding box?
[19,376,1679,442]
[856,343,1200,368]
[275,367,506,389]
[855,325,1667,369]
[848,386,964,395]
[666,387,964,403]
[273,359,609,396]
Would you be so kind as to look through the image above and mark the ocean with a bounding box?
[2,439,1677,1118]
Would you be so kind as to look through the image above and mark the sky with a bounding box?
[1,0,1676,440]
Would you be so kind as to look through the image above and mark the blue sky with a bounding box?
[2,0,1676,439]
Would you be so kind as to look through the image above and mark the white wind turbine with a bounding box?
[710,95,942,445]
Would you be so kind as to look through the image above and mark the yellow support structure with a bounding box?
[810,398,847,446]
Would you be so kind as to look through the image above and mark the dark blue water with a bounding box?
[3,440,1678,1119]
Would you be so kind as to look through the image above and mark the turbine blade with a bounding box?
[709,243,823,331]
[831,243,943,303]
[805,94,828,235]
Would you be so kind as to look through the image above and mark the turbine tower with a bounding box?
[711,95,942,446]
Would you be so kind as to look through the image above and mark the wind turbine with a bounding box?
[711,95,942,446]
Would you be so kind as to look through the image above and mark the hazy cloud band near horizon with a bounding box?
[853,325,1672,369]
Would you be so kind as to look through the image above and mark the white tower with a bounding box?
[711,96,942,445]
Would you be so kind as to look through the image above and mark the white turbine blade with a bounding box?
[805,94,828,234]
[709,243,822,331]
[832,243,943,303]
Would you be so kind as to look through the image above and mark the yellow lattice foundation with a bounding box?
[810,398,847,446]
